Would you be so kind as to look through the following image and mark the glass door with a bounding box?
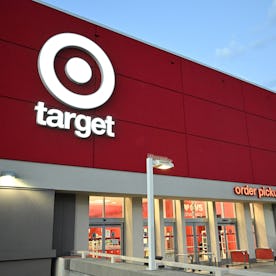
[164,223,176,261]
[143,223,177,260]
[218,223,238,262]
[89,226,103,253]
[89,224,123,255]
[186,222,210,264]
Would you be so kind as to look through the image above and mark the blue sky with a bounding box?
[40,0,276,92]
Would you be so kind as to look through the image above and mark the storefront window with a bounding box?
[216,202,236,218]
[184,200,207,218]
[163,199,175,218]
[89,196,124,218]
[142,198,148,218]
[142,198,175,219]
[105,197,124,218]
[89,196,104,218]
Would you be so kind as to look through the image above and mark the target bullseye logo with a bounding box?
[38,32,115,109]
[65,57,92,84]
[35,33,116,138]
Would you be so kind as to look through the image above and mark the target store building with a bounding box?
[1,1,276,275]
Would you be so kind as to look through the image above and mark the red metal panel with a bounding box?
[251,149,276,185]
[94,25,183,92]
[93,121,188,176]
[0,40,105,115]
[247,114,276,151]
[181,60,244,110]
[0,0,97,51]
[1,0,275,187]
[187,135,253,183]
[243,82,276,120]
[0,97,93,167]
[97,75,185,132]
[0,41,50,103]
[184,96,248,145]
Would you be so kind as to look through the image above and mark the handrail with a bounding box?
[74,250,272,276]
[75,250,227,275]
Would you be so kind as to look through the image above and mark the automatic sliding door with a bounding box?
[164,224,176,261]
[104,225,121,254]
[186,223,210,264]
[218,223,238,262]
[89,226,103,253]
[89,224,123,255]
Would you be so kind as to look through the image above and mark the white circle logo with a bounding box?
[65,57,92,84]
[38,33,115,110]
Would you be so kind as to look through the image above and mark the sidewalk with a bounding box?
[58,257,276,276]
[223,261,276,275]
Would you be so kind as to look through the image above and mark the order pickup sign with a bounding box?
[234,185,276,199]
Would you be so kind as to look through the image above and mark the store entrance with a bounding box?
[218,222,238,263]
[186,222,210,264]
[89,223,123,255]
[143,222,177,260]
[164,222,176,261]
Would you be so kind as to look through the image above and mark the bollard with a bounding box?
[242,251,248,269]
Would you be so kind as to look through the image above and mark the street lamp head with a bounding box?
[147,154,174,170]
[152,159,174,170]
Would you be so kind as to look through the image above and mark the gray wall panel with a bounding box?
[0,259,51,276]
[53,193,76,256]
[0,189,55,275]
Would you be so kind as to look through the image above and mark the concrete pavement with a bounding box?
[57,257,276,276]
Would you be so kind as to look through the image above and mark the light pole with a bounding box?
[146,154,174,270]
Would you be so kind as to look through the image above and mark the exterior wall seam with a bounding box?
[180,64,190,177]
[241,84,258,184]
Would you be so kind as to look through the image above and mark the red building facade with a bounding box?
[1,1,276,275]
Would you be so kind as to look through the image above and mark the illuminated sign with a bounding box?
[35,33,115,138]
[233,185,276,199]
[34,101,115,138]
[184,200,206,218]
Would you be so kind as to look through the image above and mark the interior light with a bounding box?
[0,171,17,178]
[0,171,17,187]
[92,199,104,204]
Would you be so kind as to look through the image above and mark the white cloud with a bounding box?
[216,34,276,60]
[268,0,276,24]
[216,1,276,60]
[250,35,276,49]
[215,40,245,59]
